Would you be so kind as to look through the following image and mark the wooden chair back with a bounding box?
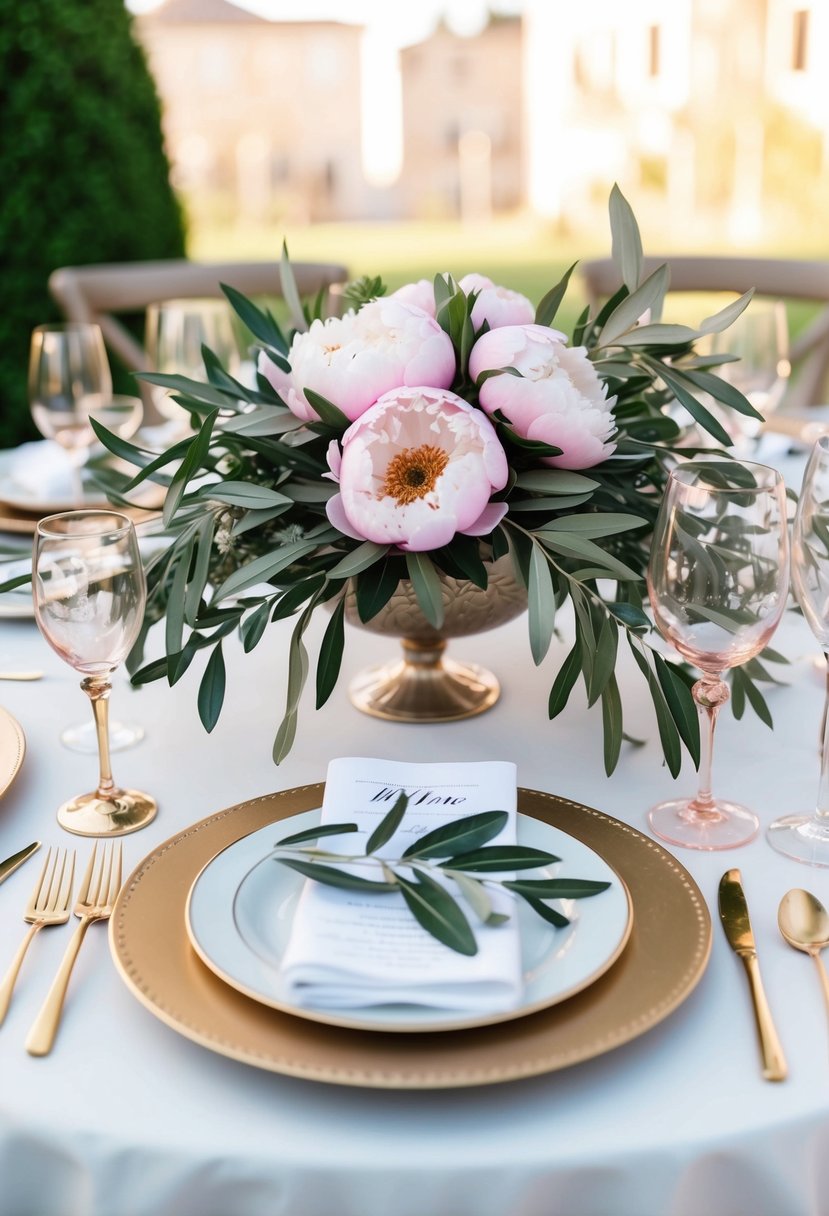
[48,258,350,371]
[580,255,829,410]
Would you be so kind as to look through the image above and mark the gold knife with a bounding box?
[0,841,41,886]
[718,867,787,1082]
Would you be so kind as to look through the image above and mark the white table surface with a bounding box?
[1,445,828,1216]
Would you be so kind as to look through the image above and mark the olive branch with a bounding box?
[271,792,610,956]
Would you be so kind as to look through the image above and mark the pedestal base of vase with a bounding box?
[349,638,500,723]
[647,797,759,850]
[57,789,157,837]
[766,815,829,867]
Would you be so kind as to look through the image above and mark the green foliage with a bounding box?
[93,188,780,776]
[341,275,387,309]
[271,794,610,956]
[0,0,186,446]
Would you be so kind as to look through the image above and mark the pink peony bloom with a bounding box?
[258,298,456,423]
[459,274,535,331]
[325,387,509,552]
[390,279,439,316]
[391,274,534,332]
[469,324,617,470]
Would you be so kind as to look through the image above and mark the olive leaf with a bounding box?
[401,810,508,859]
[271,799,613,955]
[277,857,397,894]
[366,791,409,854]
[275,822,359,847]
[394,868,477,956]
[441,846,561,872]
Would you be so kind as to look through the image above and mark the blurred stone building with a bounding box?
[523,0,829,239]
[136,0,828,238]
[398,16,523,221]
[135,0,524,225]
[135,0,368,223]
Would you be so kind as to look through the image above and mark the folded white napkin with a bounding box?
[4,441,76,501]
[278,757,522,1013]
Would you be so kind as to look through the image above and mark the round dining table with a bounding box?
[0,441,828,1216]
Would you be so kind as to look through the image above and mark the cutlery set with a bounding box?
[1,837,827,1073]
[719,868,829,1082]
[0,840,122,1055]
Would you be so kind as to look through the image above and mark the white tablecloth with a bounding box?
[1,451,828,1216]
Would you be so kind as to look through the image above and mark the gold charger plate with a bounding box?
[0,504,160,536]
[110,785,711,1089]
[0,707,26,798]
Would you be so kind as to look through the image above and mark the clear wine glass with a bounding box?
[710,300,790,452]
[145,298,242,430]
[49,388,145,755]
[33,511,157,837]
[647,460,790,849]
[29,328,144,751]
[768,434,829,864]
[28,323,114,504]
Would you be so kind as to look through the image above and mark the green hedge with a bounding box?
[0,0,186,448]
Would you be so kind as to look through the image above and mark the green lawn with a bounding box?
[187,211,827,340]
[187,215,609,332]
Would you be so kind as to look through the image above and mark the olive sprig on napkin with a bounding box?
[271,793,610,956]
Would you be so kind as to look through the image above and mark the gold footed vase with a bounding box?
[344,555,527,723]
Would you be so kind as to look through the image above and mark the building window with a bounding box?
[648,24,661,77]
[792,8,810,72]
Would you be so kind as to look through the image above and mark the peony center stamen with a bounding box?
[380,444,450,505]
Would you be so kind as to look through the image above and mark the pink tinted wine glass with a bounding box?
[647,460,789,850]
[768,434,829,864]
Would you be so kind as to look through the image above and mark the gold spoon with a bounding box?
[778,889,829,1031]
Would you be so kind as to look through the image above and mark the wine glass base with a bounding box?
[60,719,145,754]
[57,789,157,837]
[647,797,759,851]
[766,815,829,867]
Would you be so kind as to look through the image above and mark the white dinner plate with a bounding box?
[0,445,164,515]
[0,446,104,513]
[186,809,633,1033]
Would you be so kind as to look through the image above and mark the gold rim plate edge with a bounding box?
[0,505,161,535]
[182,812,634,1034]
[109,785,712,1090]
[0,708,26,800]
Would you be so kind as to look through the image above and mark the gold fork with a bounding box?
[25,841,122,1057]
[0,847,75,1026]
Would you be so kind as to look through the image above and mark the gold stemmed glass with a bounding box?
[33,511,157,837]
[647,460,789,850]
[768,435,829,864]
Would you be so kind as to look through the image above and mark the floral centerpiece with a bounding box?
[94,187,777,775]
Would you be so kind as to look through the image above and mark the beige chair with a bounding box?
[48,258,348,423]
[580,255,829,410]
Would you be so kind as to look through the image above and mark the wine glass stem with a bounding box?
[81,675,116,800]
[688,675,730,816]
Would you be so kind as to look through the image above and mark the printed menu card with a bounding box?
[279,757,522,1011]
